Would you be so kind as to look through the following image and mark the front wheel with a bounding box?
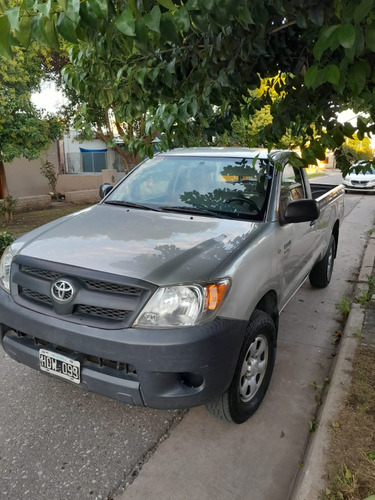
[309,234,336,288]
[206,310,276,424]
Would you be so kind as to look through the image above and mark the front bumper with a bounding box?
[343,182,375,192]
[0,288,246,409]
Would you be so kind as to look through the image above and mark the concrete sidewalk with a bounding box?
[116,194,375,500]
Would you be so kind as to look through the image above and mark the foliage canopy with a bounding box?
[0,44,61,221]
[1,0,375,173]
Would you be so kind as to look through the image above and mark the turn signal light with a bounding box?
[204,282,228,311]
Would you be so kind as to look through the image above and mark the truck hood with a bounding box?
[14,204,260,285]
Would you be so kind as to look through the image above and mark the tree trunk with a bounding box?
[0,160,10,224]
[113,143,130,173]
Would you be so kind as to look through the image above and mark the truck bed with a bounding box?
[310,183,344,200]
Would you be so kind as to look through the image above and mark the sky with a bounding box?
[31,81,63,113]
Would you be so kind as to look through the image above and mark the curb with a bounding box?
[290,234,375,500]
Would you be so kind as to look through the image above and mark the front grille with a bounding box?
[75,304,129,321]
[13,257,154,329]
[84,279,142,296]
[352,180,368,186]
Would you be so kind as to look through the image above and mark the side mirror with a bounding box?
[99,183,113,199]
[282,199,320,224]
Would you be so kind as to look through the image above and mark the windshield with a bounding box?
[105,155,273,220]
[350,165,375,174]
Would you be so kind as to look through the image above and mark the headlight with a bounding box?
[134,280,230,328]
[0,246,14,292]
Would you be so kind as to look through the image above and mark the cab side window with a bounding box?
[279,165,306,219]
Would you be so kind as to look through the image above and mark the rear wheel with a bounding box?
[206,310,276,424]
[309,235,336,288]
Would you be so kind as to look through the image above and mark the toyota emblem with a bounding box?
[51,280,75,302]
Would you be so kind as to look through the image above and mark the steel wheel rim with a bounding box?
[327,243,334,281]
[239,334,269,403]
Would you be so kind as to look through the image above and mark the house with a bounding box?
[3,133,131,212]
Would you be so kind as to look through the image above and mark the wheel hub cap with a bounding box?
[239,335,269,403]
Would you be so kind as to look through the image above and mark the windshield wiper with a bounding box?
[104,200,162,212]
[159,205,229,219]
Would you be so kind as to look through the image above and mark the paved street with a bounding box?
[1,170,374,500]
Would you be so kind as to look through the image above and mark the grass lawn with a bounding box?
[0,203,92,239]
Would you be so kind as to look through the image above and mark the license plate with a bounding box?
[39,349,81,384]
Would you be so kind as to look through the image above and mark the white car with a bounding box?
[343,164,375,192]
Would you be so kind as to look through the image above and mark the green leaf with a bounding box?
[173,5,190,32]
[217,69,230,87]
[286,154,305,168]
[44,15,59,49]
[237,5,254,26]
[87,0,107,20]
[342,121,356,137]
[6,6,19,30]
[135,16,148,50]
[304,65,319,88]
[144,5,161,33]
[157,0,176,10]
[310,141,326,161]
[160,12,180,44]
[115,7,135,36]
[308,6,324,26]
[135,67,147,87]
[302,148,317,165]
[37,0,51,16]
[353,0,373,25]
[347,62,368,94]
[295,11,307,29]
[200,0,214,11]
[30,13,49,45]
[80,1,98,29]
[166,57,175,74]
[56,12,78,42]
[368,452,375,460]
[365,24,375,51]
[0,15,11,58]
[338,24,356,49]
[324,64,340,85]
[15,15,31,47]
[65,0,80,23]
[332,127,345,146]
[313,25,339,60]
[188,97,198,116]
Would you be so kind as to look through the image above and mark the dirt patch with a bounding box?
[323,346,375,500]
[1,203,92,239]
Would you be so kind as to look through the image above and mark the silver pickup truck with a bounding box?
[0,148,344,423]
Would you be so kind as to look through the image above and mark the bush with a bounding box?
[0,231,14,255]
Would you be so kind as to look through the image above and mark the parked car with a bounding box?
[0,148,345,424]
[342,163,375,192]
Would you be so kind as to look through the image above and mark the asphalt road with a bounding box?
[0,170,373,500]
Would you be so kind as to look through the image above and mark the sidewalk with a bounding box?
[116,195,375,499]
[291,232,375,499]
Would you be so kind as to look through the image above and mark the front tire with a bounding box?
[206,310,276,424]
[309,234,336,288]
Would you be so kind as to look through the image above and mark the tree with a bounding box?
[2,0,375,174]
[218,75,307,150]
[341,133,373,162]
[0,45,61,222]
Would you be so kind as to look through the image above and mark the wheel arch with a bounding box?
[332,220,339,258]
[254,290,279,337]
